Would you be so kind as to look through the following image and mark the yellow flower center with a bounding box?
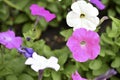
[80,14,85,18]
[80,41,86,46]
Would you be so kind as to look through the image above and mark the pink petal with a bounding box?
[72,71,87,80]
[30,4,56,22]
[30,4,44,16]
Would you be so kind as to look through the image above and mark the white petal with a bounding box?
[49,64,60,71]
[66,11,81,27]
[76,0,88,12]
[84,3,99,17]
[32,52,39,59]
[73,17,99,31]
[82,17,99,30]
[25,58,34,65]
[86,17,100,26]
[71,1,82,15]
[47,56,60,71]
[31,65,40,72]
[48,56,58,63]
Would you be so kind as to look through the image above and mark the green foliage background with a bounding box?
[0,0,120,80]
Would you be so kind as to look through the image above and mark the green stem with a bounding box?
[0,45,5,64]
[33,16,41,30]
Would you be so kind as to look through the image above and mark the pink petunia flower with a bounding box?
[30,4,56,22]
[72,71,87,80]
[66,28,100,62]
[0,30,22,49]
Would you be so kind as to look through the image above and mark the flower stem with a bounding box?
[33,16,41,30]
[0,45,5,64]
[38,70,44,80]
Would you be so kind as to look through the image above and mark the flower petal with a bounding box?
[47,57,60,71]
[72,71,87,80]
[66,11,81,27]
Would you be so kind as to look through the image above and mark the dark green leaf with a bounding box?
[14,14,28,24]
[60,29,73,41]
[111,57,120,68]
[51,71,61,80]
[89,59,102,70]
[6,75,18,80]
[18,74,34,80]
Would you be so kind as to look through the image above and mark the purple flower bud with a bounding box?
[90,0,105,10]
[17,47,34,58]
[95,69,117,80]
[26,37,31,41]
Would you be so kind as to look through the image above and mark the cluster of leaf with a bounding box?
[102,0,120,17]
[0,47,38,80]
[100,17,120,80]
[0,0,72,32]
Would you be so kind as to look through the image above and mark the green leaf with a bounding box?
[89,59,102,70]
[58,52,68,66]
[115,37,120,47]
[0,3,9,21]
[47,3,59,13]
[101,33,114,45]
[43,69,51,77]
[18,74,34,80]
[0,67,13,77]
[51,71,61,80]
[101,0,109,5]
[113,0,120,5]
[116,67,120,74]
[86,71,95,79]
[6,75,18,80]
[38,18,48,31]
[64,64,77,76]
[14,14,28,24]
[116,6,120,14]
[110,16,120,26]
[7,58,26,74]
[25,67,37,77]
[99,47,106,57]
[3,0,30,10]
[111,57,120,68]
[110,76,120,80]
[108,9,116,17]
[43,45,53,57]
[92,64,109,76]
[22,23,33,33]
[60,29,73,41]
[53,47,70,66]
[79,62,89,71]
[23,27,41,41]
[108,22,119,38]
[105,50,116,56]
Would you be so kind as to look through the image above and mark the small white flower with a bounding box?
[25,52,60,72]
[66,0,99,31]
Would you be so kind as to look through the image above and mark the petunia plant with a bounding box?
[0,0,120,80]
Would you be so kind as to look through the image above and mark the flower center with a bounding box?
[80,14,85,18]
[80,41,86,46]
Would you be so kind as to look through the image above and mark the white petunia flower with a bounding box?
[25,52,60,72]
[66,0,99,31]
